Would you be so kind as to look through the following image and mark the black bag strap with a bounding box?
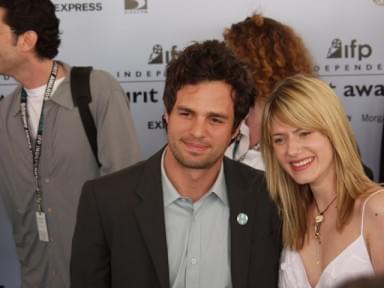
[70,66,101,168]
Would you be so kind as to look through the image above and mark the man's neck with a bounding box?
[164,150,223,202]
[15,58,64,89]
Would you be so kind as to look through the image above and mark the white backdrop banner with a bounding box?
[1,0,383,286]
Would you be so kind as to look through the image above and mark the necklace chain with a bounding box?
[314,196,337,215]
[313,196,336,244]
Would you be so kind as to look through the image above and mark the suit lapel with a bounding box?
[134,149,170,288]
[225,158,256,288]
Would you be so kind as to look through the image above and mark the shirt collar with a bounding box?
[234,120,261,156]
[12,61,75,117]
[239,120,250,137]
[161,147,228,207]
[50,61,75,109]
[231,120,251,159]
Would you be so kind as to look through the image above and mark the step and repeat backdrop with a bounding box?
[1,0,383,286]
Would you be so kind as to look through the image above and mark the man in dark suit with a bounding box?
[70,40,282,288]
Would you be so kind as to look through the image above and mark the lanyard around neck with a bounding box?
[20,60,59,212]
[232,134,242,160]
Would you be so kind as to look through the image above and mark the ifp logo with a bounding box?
[148,44,179,64]
[327,39,372,61]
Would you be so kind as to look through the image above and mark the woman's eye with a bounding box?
[300,131,312,137]
[273,137,284,144]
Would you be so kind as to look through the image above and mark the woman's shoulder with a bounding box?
[360,186,384,213]
[361,186,384,272]
[358,186,384,240]
[351,186,384,234]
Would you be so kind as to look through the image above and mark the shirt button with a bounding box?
[191,258,197,265]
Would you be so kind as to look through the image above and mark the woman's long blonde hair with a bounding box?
[261,75,375,249]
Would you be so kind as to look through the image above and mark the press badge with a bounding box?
[36,211,49,242]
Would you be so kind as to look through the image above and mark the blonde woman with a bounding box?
[261,75,384,288]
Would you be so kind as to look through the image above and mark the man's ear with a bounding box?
[163,112,169,124]
[17,30,38,52]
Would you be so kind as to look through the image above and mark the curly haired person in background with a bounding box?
[224,14,314,171]
[261,75,384,288]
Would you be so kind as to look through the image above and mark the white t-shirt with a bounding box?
[24,77,65,138]
[225,121,265,171]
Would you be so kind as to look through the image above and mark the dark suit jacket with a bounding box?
[70,149,282,288]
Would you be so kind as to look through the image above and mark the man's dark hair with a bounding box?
[163,40,257,130]
[0,0,60,59]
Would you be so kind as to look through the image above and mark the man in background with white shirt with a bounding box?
[0,0,141,287]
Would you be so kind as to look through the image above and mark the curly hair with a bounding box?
[0,0,60,59]
[163,40,257,130]
[224,14,314,102]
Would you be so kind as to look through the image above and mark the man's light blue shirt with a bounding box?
[161,149,232,288]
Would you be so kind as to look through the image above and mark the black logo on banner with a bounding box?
[326,39,372,61]
[314,37,382,74]
[125,0,147,10]
[148,45,179,64]
[148,45,163,64]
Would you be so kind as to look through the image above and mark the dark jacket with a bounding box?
[70,149,282,288]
